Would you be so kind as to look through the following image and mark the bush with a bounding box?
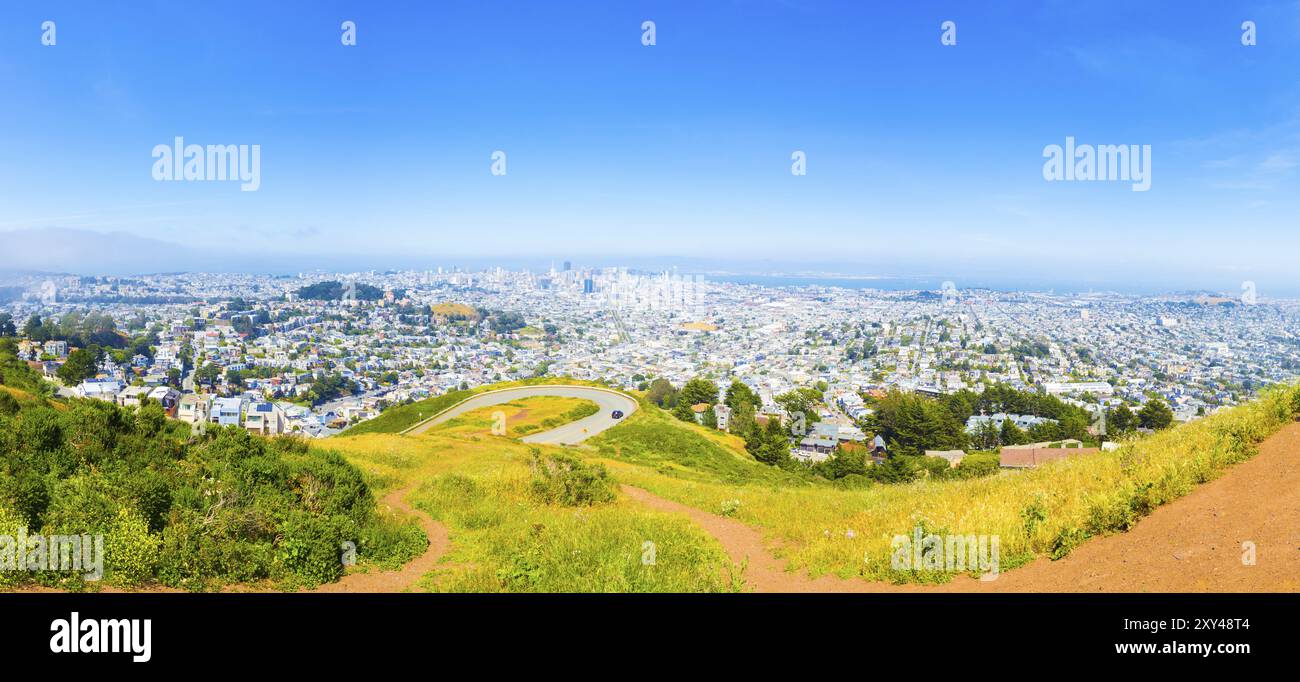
[0,392,18,416]
[0,359,413,590]
[0,505,30,587]
[953,452,1000,479]
[105,508,160,587]
[357,517,429,569]
[275,510,346,586]
[528,450,616,506]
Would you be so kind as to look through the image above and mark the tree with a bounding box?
[671,398,696,423]
[0,313,16,337]
[678,376,720,408]
[872,390,966,455]
[724,379,760,411]
[729,399,757,439]
[775,388,822,428]
[57,345,103,385]
[1138,399,1174,430]
[828,443,868,478]
[971,420,1000,450]
[1107,404,1136,435]
[1000,418,1029,446]
[646,378,678,408]
[870,455,915,484]
[195,362,221,386]
[23,315,45,341]
[701,406,718,429]
[749,417,791,466]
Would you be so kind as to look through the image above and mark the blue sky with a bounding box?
[1,1,1299,292]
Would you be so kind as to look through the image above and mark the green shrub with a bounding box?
[528,450,616,506]
[0,505,30,587]
[1049,526,1088,560]
[953,452,1000,479]
[356,517,428,569]
[275,510,346,586]
[0,361,410,590]
[105,508,160,587]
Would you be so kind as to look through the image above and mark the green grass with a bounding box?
[341,377,615,436]
[342,389,476,436]
[433,396,598,438]
[589,397,809,486]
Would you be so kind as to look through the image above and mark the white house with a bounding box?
[76,378,122,402]
[117,385,151,408]
[244,402,285,436]
[212,397,245,427]
[43,340,68,358]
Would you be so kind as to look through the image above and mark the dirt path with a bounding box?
[312,485,450,593]
[622,484,877,592]
[623,421,1300,593]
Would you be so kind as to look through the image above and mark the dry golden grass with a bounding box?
[322,409,740,592]
[592,385,1300,583]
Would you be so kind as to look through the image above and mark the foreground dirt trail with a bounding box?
[621,484,878,592]
[312,485,450,593]
[624,421,1300,593]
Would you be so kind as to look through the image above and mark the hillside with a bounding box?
[589,384,1300,585]
[326,379,1300,591]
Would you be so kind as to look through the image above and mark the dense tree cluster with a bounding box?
[294,281,386,301]
[20,311,123,348]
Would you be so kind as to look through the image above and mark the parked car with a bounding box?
[611,410,624,419]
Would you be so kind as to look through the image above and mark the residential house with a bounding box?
[148,386,181,415]
[713,404,731,432]
[177,394,212,425]
[117,385,151,408]
[76,378,122,402]
[43,340,68,358]
[212,397,245,427]
[244,402,285,436]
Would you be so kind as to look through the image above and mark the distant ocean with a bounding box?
[692,273,1284,297]
[700,274,940,291]
[695,273,1097,293]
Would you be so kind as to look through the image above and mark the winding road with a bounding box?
[402,385,638,445]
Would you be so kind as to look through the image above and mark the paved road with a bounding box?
[404,385,638,445]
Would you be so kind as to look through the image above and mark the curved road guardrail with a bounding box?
[400,385,638,445]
